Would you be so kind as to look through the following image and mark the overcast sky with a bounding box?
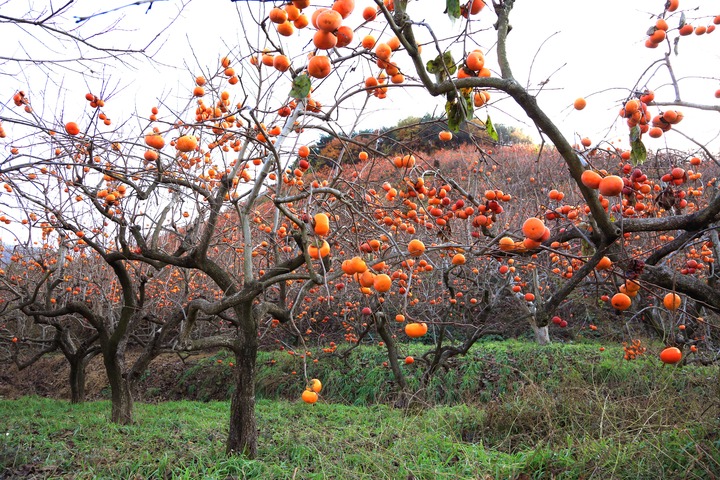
[3,0,719,153]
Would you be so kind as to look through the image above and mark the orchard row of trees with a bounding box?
[1,0,719,458]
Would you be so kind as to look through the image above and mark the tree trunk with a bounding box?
[376,316,409,407]
[531,323,551,345]
[68,348,100,404]
[104,350,133,424]
[69,357,86,404]
[226,301,258,457]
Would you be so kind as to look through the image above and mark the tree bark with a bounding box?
[67,347,99,404]
[226,301,258,458]
[104,350,133,424]
[69,357,86,404]
[531,323,551,345]
[376,315,409,407]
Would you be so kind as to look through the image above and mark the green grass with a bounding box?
[3,340,720,478]
[251,340,718,406]
[1,396,718,479]
[143,340,719,408]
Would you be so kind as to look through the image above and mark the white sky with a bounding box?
[2,0,719,153]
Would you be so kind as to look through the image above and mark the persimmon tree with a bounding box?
[0,235,106,403]
[358,0,720,342]
[2,0,720,460]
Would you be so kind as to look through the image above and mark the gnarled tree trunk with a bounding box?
[104,348,133,424]
[67,345,100,404]
[226,301,258,457]
[69,357,87,404]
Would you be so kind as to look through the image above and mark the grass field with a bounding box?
[2,341,720,479]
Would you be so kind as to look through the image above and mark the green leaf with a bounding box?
[445,0,461,20]
[290,74,311,99]
[426,58,440,74]
[679,12,686,28]
[446,100,467,133]
[446,101,460,132]
[485,114,499,142]
[427,52,457,82]
[629,125,641,142]
[443,51,457,75]
[464,94,473,120]
[630,137,647,166]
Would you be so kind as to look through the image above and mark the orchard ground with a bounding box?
[2,340,720,479]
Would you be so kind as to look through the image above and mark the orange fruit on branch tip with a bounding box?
[465,51,484,71]
[521,217,546,242]
[285,4,301,21]
[332,0,355,19]
[663,292,682,311]
[573,98,586,110]
[269,7,288,24]
[451,253,466,265]
[313,30,337,50]
[375,43,392,61]
[498,236,515,251]
[145,134,165,149]
[273,55,291,72]
[408,239,425,256]
[277,21,295,36]
[308,55,332,79]
[308,240,330,259]
[405,322,428,338]
[598,175,623,196]
[610,293,631,311]
[581,170,602,189]
[301,390,319,403]
[342,256,366,274]
[335,26,353,48]
[144,150,159,162]
[596,256,613,270]
[308,378,322,393]
[64,122,80,136]
[373,273,392,292]
[357,270,375,288]
[467,0,485,15]
[315,9,342,32]
[362,6,377,21]
[648,127,663,139]
[313,213,330,236]
[175,135,198,152]
[624,280,640,293]
[659,346,681,364]
[624,99,640,114]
